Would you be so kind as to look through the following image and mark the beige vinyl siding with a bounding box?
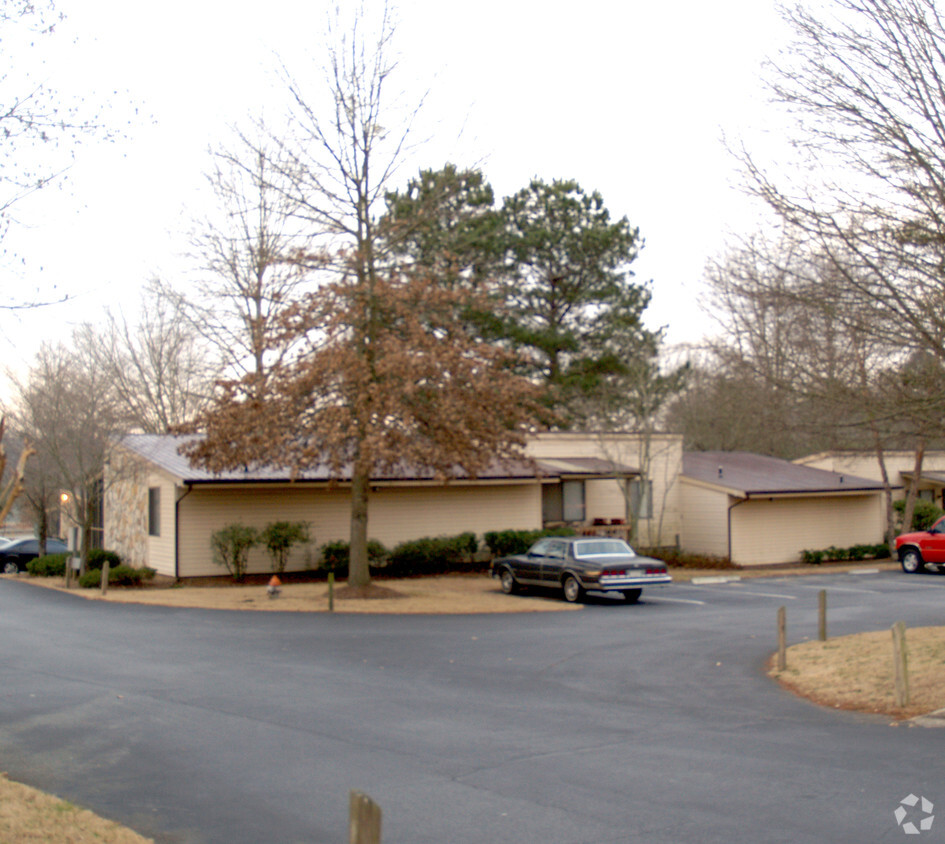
[583,478,628,523]
[177,481,541,578]
[145,470,178,577]
[730,494,883,566]
[528,432,683,546]
[679,480,730,558]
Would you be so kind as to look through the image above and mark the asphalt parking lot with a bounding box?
[2,570,944,843]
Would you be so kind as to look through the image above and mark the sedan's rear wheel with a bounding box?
[2,561,18,574]
[900,548,925,574]
[622,588,642,603]
[562,575,584,603]
[499,567,519,594]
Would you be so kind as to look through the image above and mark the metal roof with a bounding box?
[115,434,639,485]
[682,451,886,496]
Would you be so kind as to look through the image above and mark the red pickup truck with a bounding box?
[896,517,945,573]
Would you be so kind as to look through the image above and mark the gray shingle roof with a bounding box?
[116,434,639,484]
[682,451,885,496]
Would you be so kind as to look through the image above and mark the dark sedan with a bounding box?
[0,538,69,573]
[491,536,672,603]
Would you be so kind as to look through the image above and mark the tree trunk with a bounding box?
[348,464,371,589]
[871,425,896,554]
[901,438,926,534]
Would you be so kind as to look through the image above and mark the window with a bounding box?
[148,487,160,537]
[541,480,586,524]
[630,479,653,520]
[562,480,585,522]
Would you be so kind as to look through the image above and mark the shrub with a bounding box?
[78,565,156,589]
[484,528,575,557]
[385,533,481,577]
[894,498,945,532]
[646,548,735,570]
[318,539,389,579]
[259,521,311,573]
[26,553,69,577]
[86,549,122,571]
[801,543,891,564]
[210,523,259,582]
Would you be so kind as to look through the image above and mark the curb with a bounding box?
[910,708,945,728]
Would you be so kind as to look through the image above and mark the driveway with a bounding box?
[1,571,944,843]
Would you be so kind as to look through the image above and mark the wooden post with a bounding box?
[892,621,910,707]
[777,606,787,672]
[349,790,381,844]
[100,560,110,596]
[328,571,335,612]
[818,589,827,642]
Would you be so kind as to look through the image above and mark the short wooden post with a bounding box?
[818,589,827,642]
[349,790,381,844]
[777,606,787,671]
[328,571,335,612]
[892,621,910,707]
[100,560,110,596]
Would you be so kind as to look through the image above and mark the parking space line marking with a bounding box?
[645,596,707,606]
[796,584,879,594]
[705,584,798,599]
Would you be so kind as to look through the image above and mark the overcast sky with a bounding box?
[0,0,789,383]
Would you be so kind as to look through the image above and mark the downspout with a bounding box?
[175,484,193,580]
[727,496,749,563]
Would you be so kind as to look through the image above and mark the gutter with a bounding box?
[174,484,194,580]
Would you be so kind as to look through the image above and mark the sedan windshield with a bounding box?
[573,539,636,558]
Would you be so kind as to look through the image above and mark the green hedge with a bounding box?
[646,548,735,570]
[78,565,156,588]
[318,532,481,578]
[801,543,890,564]
[26,553,69,577]
[318,539,390,579]
[87,548,122,570]
[384,532,479,577]
[483,528,576,557]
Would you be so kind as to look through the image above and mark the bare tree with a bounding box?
[78,279,215,434]
[743,0,945,365]
[183,133,312,385]
[12,338,123,569]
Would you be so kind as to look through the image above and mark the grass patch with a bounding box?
[0,772,152,842]
[770,626,945,720]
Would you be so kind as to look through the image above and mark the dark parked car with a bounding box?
[896,517,945,573]
[491,536,672,603]
[0,538,69,574]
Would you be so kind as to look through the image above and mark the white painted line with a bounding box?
[645,596,707,606]
[723,585,799,600]
[848,568,880,575]
[796,584,879,594]
[690,576,742,585]
[685,582,798,600]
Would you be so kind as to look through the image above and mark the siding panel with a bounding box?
[177,482,540,578]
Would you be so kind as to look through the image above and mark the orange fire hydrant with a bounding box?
[267,575,282,599]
